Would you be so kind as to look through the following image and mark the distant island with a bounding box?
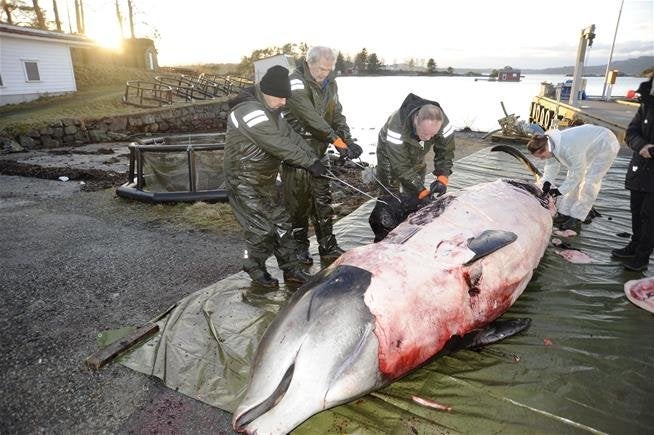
[450,56,653,77]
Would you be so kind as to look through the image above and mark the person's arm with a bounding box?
[541,159,561,185]
[625,104,653,159]
[432,119,455,178]
[331,81,352,141]
[286,80,338,143]
[231,106,317,168]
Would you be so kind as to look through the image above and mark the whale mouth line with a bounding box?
[233,362,295,431]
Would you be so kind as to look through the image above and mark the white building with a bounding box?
[253,55,296,83]
[0,23,93,105]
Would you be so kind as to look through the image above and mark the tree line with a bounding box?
[0,0,139,38]
[237,45,457,77]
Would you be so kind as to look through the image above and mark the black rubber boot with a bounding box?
[244,268,279,288]
[319,245,345,260]
[611,244,636,259]
[296,249,314,265]
[283,268,312,285]
[623,256,649,272]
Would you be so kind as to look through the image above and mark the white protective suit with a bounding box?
[542,124,620,220]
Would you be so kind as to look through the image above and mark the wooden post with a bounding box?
[85,323,159,371]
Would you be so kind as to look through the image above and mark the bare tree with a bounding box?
[52,0,61,31]
[74,0,84,33]
[115,0,124,37]
[31,0,45,28]
[127,0,134,38]
[1,0,16,24]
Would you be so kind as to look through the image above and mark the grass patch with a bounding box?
[0,84,229,135]
[150,201,241,234]
[0,85,129,132]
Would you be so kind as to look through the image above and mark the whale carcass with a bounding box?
[232,178,554,434]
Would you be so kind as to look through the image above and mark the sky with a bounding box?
[55,0,653,69]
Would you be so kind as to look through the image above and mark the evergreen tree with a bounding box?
[354,48,368,72]
[446,66,454,75]
[427,58,437,73]
[367,52,382,73]
[335,51,345,74]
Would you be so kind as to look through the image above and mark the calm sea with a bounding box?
[336,74,647,161]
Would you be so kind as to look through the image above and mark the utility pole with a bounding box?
[127,0,135,38]
[602,0,624,101]
[115,0,124,38]
[52,0,61,31]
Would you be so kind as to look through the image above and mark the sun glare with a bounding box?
[85,20,124,50]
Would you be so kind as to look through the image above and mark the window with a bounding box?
[24,61,40,81]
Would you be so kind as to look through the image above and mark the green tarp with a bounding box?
[119,147,653,433]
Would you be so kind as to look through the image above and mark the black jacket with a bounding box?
[376,93,455,194]
[625,78,654,192]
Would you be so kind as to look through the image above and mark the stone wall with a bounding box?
[4,101,229,151]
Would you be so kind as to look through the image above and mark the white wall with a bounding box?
[0,36,77,105]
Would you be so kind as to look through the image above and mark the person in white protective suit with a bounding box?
[527,124,620,231]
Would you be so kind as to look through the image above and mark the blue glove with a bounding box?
[346,142,363,159]
[307,160,328,177]
[429,180,447,197]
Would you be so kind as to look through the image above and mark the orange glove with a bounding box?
[437,175,449,185]
[332,137,348,150]
[418,188,431,200]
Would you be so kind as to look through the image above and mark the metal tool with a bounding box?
[322,170,389,205]
[343,157,401,203]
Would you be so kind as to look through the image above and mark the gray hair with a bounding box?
[414,104,443,124]
[306,46,336,66]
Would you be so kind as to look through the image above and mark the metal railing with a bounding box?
[122,81,174,108]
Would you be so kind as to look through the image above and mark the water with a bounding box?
[336,74,646,162]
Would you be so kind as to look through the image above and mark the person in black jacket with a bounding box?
[611,77,654,271]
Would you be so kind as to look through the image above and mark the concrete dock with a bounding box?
[530,96,639,142]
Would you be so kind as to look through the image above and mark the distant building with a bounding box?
[253,55,296,83]
[497,67,521,82]
[0,23,94,105]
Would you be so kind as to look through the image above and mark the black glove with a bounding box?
[346,142,363,159]
[307,160,328,177]
[542,181,551,194]
[429,180,447,197]
[549,188,562,197]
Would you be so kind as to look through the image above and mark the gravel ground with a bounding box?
[0,176,242,434]
[0,130,492,434]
